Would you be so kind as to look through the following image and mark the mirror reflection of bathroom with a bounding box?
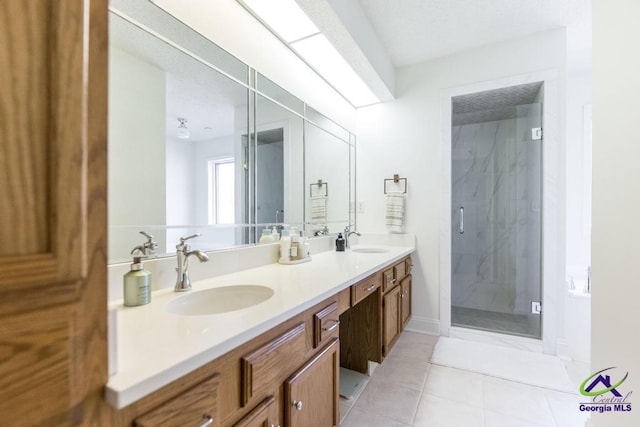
[107,0,353,263]
[451,82,544,338]
[242,128,285,242]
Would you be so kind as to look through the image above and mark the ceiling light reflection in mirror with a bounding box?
[242,0,319,42]
[240,0,379,107]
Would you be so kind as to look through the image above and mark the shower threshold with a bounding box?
[451,306,541,339]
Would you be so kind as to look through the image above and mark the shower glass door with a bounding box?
[451,91,542,339]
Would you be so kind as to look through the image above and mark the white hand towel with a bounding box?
[311,194,327,224]
[385,192,405,233]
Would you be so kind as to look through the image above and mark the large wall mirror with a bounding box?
[108,0,355,263]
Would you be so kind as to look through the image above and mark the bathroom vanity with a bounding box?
[104,2,414,425]
[106,246,414,426]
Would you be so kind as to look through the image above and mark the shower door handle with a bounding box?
[459,207,464,234]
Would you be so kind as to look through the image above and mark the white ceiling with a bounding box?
[356,0,592,69]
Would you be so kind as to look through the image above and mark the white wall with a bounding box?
[166,137,195,226]
[566,70,593,276]
[108,46,167,260]
[356,29,566,334]
[591,1,640,426]
[304,124,351,233]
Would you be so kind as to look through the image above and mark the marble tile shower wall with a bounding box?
[452,110,541,316]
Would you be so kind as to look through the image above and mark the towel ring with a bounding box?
[310,180,328,197]
[384,176,407,194]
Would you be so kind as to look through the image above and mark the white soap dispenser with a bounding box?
[271,226,280,242]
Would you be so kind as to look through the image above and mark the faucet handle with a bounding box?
[139,231,158,255]
[140,231,154,240]
[180,233,201,243]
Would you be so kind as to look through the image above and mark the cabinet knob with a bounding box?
[365,284,376,292]
[270,425,281,427]
[389,278,397,284]
[293,400,303,411]
[199,414,214,427]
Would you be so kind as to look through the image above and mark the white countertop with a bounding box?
[105,243,414,409]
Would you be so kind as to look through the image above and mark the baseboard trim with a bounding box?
[405,316,440,336]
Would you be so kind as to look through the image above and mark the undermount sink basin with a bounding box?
[351,247,390,254]
[166,285,274,316]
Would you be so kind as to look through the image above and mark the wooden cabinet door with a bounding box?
[233,395,279,427]
[400,275,412,330]
[0,1,109,425]
[383,285,401,356]
[285,339,339,427]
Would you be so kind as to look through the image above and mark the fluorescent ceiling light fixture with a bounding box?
[242,0,319,43]
[240,0,380,107]
[291,34,378,107]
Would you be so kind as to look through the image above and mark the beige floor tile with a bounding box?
[339,398,354,425]
[543,389,590,427]
[341,407,410,427]
[385,335,435,366]
[484,410,555,427]
[412,393,483,427]
[397,331,439,347]
[424,365,484,407]
[372,356,430,391]
[352,376,421,425]
[483,376,556,426]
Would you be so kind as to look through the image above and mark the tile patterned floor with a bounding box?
[452,306,541,338]
[339,332,589,427]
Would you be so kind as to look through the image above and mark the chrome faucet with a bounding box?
[276,209,284,230]
[131,231,158,256]
[175,234,210,292]
[344,226,361,250]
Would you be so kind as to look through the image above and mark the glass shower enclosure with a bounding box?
[451,82,543,339]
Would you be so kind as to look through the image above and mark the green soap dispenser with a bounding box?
[123,256,151,306]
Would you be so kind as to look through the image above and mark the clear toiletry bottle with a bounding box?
[290,227,299,260]
[279,229,291,262]
[271,226,280,242]
[123,256,151,306]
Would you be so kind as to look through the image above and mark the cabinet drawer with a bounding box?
[313,302,340,348]
[241,323,308,406]
[351,272,381,305]
[405,256,413,274]
[134,374,220,427]
[337,287,351,314]
[382,267,396,293]
[394,260,406,282]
